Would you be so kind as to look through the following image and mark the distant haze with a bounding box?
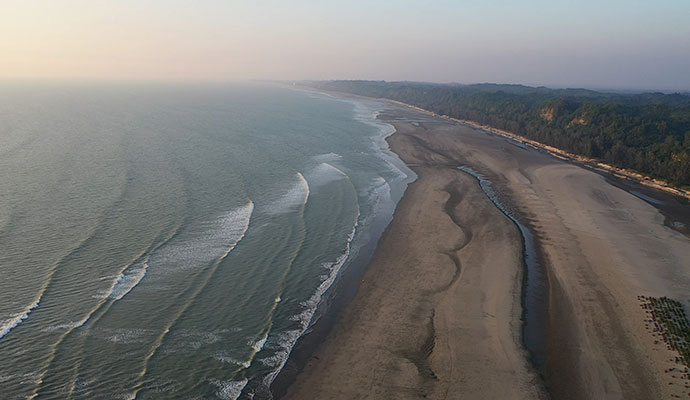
[2,0,690,91]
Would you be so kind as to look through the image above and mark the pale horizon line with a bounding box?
[1,77,689,95]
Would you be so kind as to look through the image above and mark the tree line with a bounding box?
[309,80,690,188]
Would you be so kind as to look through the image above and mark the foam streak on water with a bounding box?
[261,217,359,388]
[316,162,348,178]
[265,173,309,215]
[0,297,40,340]
[148,201,255,271]
[0,220,104,344]
[130,201,255,398]
[97,249,152,302]
[212,378,248,400]
[218,202,256,259]
[351,101,413,188]
[240,97,415,397]
[109,262,148,301]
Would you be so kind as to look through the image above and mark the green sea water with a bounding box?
[0,82,414,399]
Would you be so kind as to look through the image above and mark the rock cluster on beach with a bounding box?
[639,295,690,397]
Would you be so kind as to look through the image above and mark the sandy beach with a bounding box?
[283,99,690,399]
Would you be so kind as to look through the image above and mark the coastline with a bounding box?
[386,96,690,237]
[266,94,416,399]
[282,100,547,399]
[279,91,690,399]
[383,99,690,202]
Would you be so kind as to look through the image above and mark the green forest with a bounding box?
[309,81,690,188]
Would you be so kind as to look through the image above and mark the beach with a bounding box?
[284,99,690,399]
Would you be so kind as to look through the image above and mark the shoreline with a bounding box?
[281,102,548,399]
[296,83,690,200]
[278,91,690,399]
[266,95,415,399]
[383,99,690,201]
[381,95,690,238]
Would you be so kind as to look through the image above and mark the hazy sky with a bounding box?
[2,0,690,90]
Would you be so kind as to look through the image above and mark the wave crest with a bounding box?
[0,297,40,340]
[265,173,309,215]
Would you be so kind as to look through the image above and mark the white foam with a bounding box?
[313,152,343,162]
[178,328,226,343]
[371,176,392,201]
[265,173,309,215]
[214,352,251,369]
[246,91,413,394]
[309,162,349,182]
[0,371,39,385]
[42,322,81,332]
[261,220,359,387]
[218,201,255,260]
[303,221,357,311]
[0,297,40,340]
[150,201,254,271]
[101,328,152,344]
[93,257,149,301]
[162,329,227,353]
[350,100,413,184]
[258,329,301,370]
[211,378,248,400]
[108,262,148,301]
[229,329,271,374]
[250,331,269,353]
[358,176,392,226]
[41,315,90,333]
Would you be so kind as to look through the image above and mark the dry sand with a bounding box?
[283,100,690,399]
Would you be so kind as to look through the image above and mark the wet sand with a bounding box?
[284,100,690,399]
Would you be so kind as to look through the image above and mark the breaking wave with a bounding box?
[107,262,148,301]
[265,173,309,215]
[211,378,248,400]
[150,201,255,271]
[0,297,40,341]
[260,219,359,387]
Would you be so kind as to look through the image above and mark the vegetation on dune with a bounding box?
[309,81,690,188]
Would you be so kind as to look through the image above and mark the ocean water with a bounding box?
[0,82,414,399]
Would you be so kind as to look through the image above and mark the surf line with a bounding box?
[0,297,41,341]
[14,229,113,399]
[60,220,187,398]
[29,238,162,399]
[237,172,312,398]
[129,200,254,399]
[457,166,548,371]
[259,196,360,396]
[3,168,135,344]
[0,223,103,344]
[230,171,312,383]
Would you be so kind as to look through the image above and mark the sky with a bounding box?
[2,0,690,90]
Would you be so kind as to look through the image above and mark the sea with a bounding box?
[0,82,415,399]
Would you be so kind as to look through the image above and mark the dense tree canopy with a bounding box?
[310,81,690,188]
